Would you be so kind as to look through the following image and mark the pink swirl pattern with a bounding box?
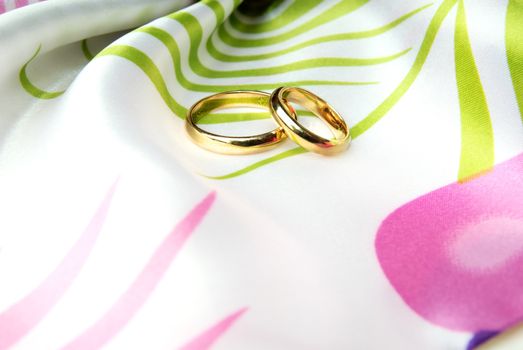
[0,184,245,349]
[61,192,217,349]
[0,182,117,349]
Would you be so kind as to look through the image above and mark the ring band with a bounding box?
[186,90,287,155]
[269,87,351,155]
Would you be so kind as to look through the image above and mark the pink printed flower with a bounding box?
[375,153,523,331]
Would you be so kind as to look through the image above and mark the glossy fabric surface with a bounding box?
[0,0,522,349]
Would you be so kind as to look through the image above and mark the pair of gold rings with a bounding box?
[185,87,351,156]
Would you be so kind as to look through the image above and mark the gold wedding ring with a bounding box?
[185,90,287,155]
[185,87,350,156]
[269,87,350,155]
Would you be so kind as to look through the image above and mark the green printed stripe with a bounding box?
[98,44,372,123]
[98,45,281,123]
[205,148,308,180]
[98,46,332,124]
[136,26,377,91]
[207,4,432,62]
[207,0,458,180]
[229,0,322,34]
[455,0,494,182]
[506,0,523,123]
[217,0,368,47]
[350,0,456,137]
[19,46,65,99]
[82,39,94,61]
[99,45,187,117]
[165,10,396,78]
[202,0,226,24]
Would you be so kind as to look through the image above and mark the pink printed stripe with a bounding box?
[179,308,247,350]
[0,182,117,349]
[0,0,36,14]
[61,192,217,350]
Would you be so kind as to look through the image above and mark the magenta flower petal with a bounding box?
[375,153,523,331]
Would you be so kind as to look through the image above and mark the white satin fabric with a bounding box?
[0,0,522,349]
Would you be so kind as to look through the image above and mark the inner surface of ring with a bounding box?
[280,88,347,139]
[191,92,270,124]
